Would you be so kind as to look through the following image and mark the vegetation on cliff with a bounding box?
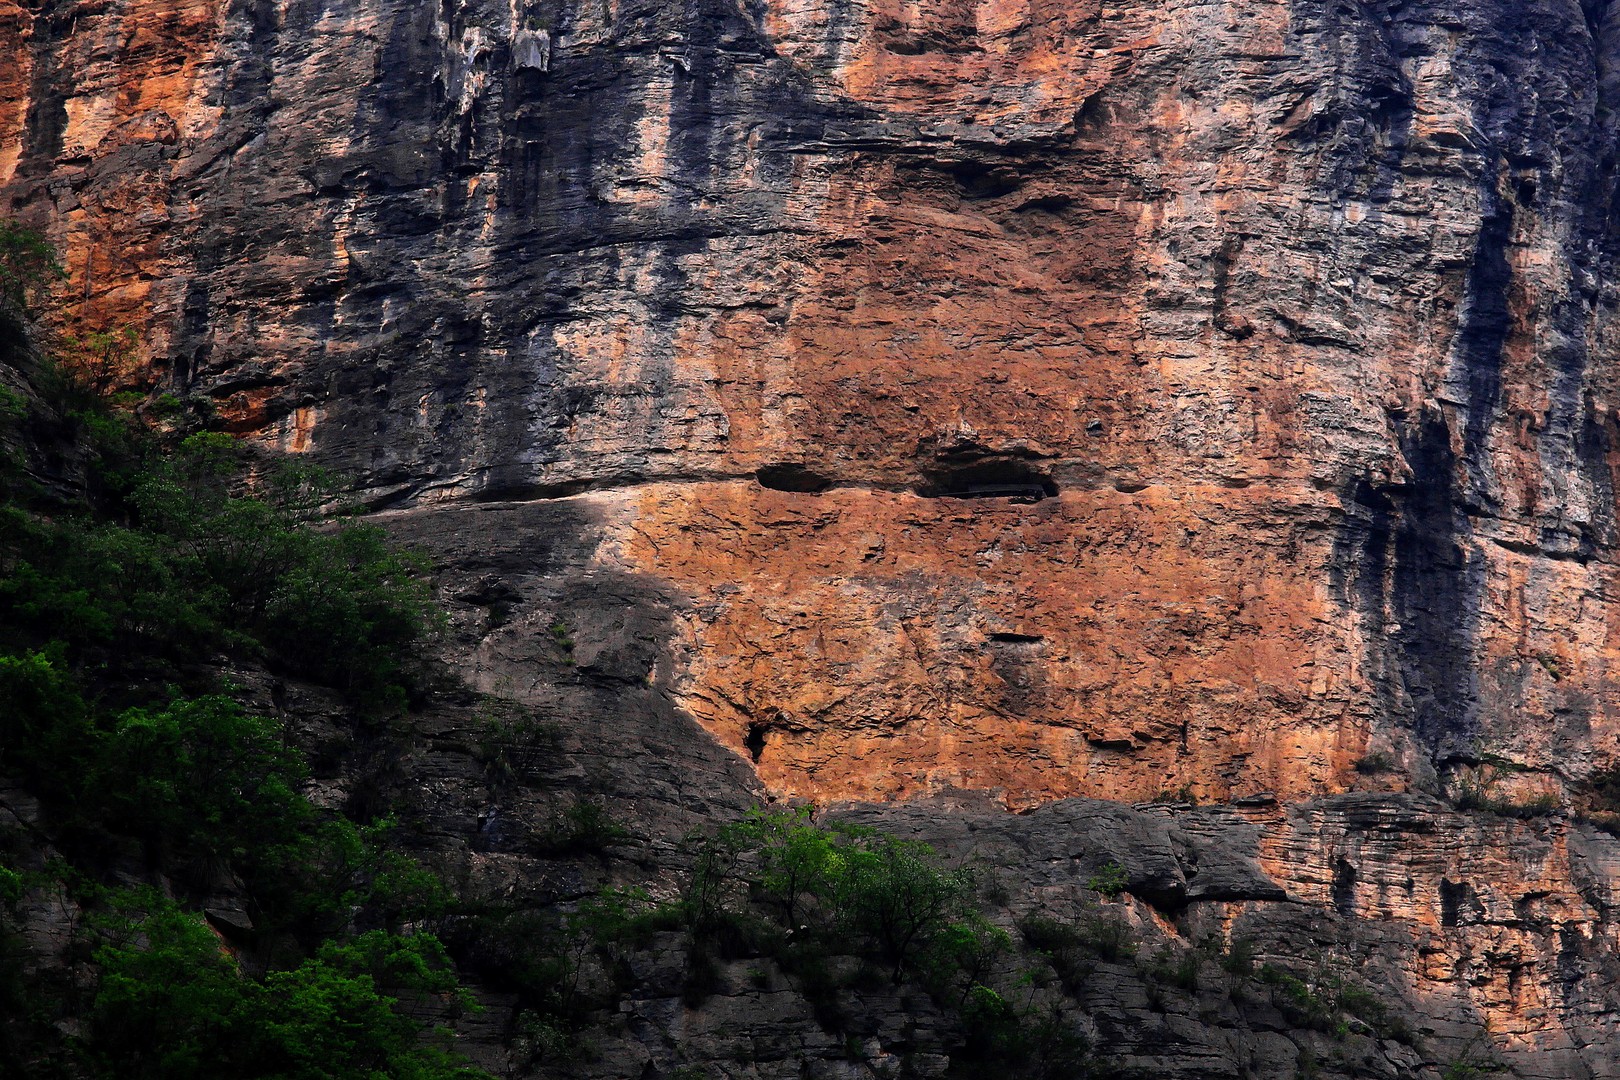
[0,224,1097,1079]
[0,223,1509,1080]
[0,224,485,1078]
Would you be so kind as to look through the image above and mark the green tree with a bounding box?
[0,428,440,705]
[129,434,440,705]
[0,220,64,317]
[0,648,93,797]
[89,899,247,1079]
[826,832,975,982]
[91,898,491,1080]
[95,696,309,862]
[725,808,839,928]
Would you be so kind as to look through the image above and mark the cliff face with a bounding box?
[10,0,1620,1074]
[387,502,1620,1080]
[8,0,1620,806]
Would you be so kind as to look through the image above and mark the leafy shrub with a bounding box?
[928,913,1012,998]
[1500,795,1561,818]
[549,620,575,662]
[1258,964,1339,1032]
[364,845,458,930]
[690,809,978,982]
[134,435,441,703]
[1447,749,1560,820]
[0,219,64,317]
[570,886,686,952]
[1075,911,1137,961]
[1019,915,1084,953]
[537,799,633,857]
[89,896,489,1080]
[511,1006,578,1069]
[57,326,141,398]
[682,944,724,1006]
[703,807,841,929]
[1255,960,1388,1038]
[0,648,93,797]
[248,817,454,938]
[1021,911,1137,971]
[1217,936,1257,978]
[826,831,975,982]
[0,866,20,910]
[953,976,1102,1074]
[1441,1035,1505,1079]
[960,983,1023,1059]
[255,522,438,707]
[1452,781,1561,818]
[1144,946,1200,992]
[0,509,219,669]
[1335,982,1386,1028]
[1086,861,1129,899]
[1017,919,1095,997]
[445,905,599,1066]
[475,707,563,786]
[0,384,25,481]
[0,427,440,709]
[95,696,309,863]
[88,898,247,1078]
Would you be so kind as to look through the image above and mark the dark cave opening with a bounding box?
[756,463,833,493]
[917,459,1058,501]
[744,722,767,764]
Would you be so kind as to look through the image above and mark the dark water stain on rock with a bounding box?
[1334,408,1482,765]
[1331,856,1358,917]
[18,0,71,175]
[1286,0,1417,207]
[1451,163,1515,503]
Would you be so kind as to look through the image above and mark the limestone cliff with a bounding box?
[10,0,1620,1075]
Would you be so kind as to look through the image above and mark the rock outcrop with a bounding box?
[9,0,1620,805]
[370,495,1620,1079]
[10,0,1620,1073]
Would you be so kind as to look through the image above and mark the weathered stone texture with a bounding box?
[8,0,1620,806]
[342,502,1614,1078]
[12,0,1620,1072]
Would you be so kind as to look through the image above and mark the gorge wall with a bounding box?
[10,0,1620,1075]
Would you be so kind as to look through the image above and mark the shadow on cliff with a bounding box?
[377,496,764,838]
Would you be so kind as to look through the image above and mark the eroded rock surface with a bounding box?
[8,0,1620,804]
[11,0,1620,1073]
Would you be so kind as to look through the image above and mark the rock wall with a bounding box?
[11,0,1620,1073]
[373,497,1620,1079]
[8,0,1620,805]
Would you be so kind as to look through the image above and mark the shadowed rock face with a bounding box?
[347,508,1620,1079]
[15,0,1620,809]
[10,0,1619,804]
[11,0,1620,1069]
